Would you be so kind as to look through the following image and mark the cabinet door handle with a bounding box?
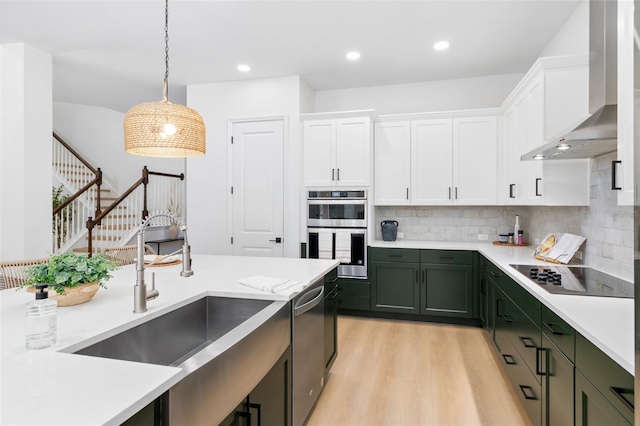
[480,278,487,295]
[455,187,458,200]
[337,168,340,181]
[502,314,513,323]
[422,270,426,284]
[406,187,409,200]
[440,255,454,260]
[332,168,335,181]
[612,160,622,190]
[416,270,419,283]
[535,178,542,196]
[326,276,339,283]
[248,402,262,426]
[543,322,566,336]
[388,254,403,258]
[610,386,635,411]
[536,347,547,375]
[448,187,452,200]
[489,271,500,277]
[519,336,536,348]
[519,385,537,400]
[509,183,516,198]
[502,354,516,365]
[496,298,504,317]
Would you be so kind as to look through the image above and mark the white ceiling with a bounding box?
[0,0,581,113]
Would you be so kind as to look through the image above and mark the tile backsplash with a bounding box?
[375,153,633,282]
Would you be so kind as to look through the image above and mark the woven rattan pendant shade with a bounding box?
[124,100,206,157]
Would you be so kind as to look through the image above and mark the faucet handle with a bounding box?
[146,272,159,301]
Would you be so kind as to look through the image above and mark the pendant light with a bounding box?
[124,0,206,157]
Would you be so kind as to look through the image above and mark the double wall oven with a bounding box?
[306,190,367,279]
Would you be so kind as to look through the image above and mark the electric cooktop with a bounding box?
[509,264,633,298]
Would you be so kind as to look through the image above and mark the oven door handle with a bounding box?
[307,199,367,205]
[294,286,325,316]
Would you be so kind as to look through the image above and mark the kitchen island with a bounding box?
[0,255,338,425]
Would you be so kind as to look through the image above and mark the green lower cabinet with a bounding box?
[420,263,473,318]
[575,371,631,426]
[542,334,574,426]
[370,261,420,314]
[219,348,291,426]
[336,278,370,311]
[478,256,490,329]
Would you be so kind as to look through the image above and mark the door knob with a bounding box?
[269,237,282,243]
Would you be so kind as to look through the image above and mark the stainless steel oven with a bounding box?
[307,190,367,279]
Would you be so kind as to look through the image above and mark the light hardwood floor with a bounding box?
[307,316,530,426]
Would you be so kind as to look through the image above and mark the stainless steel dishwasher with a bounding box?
[292,277,325,426]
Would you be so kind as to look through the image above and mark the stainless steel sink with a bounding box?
[72,296,291,425]
[74,296,275,367]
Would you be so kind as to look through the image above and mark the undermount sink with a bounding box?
[74,296,274,367]
[72,296,291,425]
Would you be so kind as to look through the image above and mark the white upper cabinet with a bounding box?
[374,113,498,206]
[412,119,453,205]
[500,57,590,206]
[374,121,411,205]
[453,116,498,205]
[303,116,371,187]
[616,0,635,206]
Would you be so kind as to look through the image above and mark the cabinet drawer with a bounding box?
[324,267,338,283]
[576,334,634,424]
[575,370,632,426]
[499,335,543,426]
[498,275,541,325]
[369,248,419,263]
[541,304,575,362]
[337,279,369,296]
[420,250,472,265]
[337,295,370,311]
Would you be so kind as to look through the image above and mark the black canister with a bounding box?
[381,220,399,241]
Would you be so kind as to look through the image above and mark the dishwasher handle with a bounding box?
[294,286,325,316]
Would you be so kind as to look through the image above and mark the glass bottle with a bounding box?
[26,284,57,350]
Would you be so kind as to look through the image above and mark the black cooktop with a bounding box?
[509,264,633,298]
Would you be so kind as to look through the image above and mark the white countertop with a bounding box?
[371,240,634,376]
[0,255,339,426]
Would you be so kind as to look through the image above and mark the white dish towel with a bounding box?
[238,275,309,296]
[318,229,333,260]
[334,230,352,263]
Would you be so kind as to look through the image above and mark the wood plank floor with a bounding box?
[307,316,530,426]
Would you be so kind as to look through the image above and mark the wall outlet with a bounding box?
[397,232,404,239]
[478,234,488,241]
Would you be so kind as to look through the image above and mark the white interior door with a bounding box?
[231,119,284,257]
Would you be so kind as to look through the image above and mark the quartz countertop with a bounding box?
[0,255,339,425]
[370,240,634,375]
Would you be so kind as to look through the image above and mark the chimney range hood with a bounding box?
[522,0,617,161]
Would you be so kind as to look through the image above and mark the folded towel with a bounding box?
[335,230,352,263]
[238,275,309,296]
[318,229,333,260]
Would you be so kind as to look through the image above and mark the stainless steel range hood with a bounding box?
[522,0,617,161]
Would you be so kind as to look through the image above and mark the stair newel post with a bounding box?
[142,166,149,221]
[95,168,103,224]
[86,217,95,258]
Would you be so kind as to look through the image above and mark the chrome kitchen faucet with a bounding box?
[134,212,193,313]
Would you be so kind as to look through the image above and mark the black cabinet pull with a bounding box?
[535,178,542,196]
[519,336,536,348]
[480,278,486,295]
[612,160,622,190]
[536,348,547,375]
[331,168,335,181]
[610,386,635,411]
[543,322,566,336]
[496,298,504,317]
[248,402,262,426]
[489,271,500,277]
[502,354,516,365]
[502,314,513,323]
[406,187,409,200]
[519,385,537,400]
[337,168,340,181]
[455,187,458,199]
[422,270,426,284]
[415,270,419,283]
[509,183,516,198]
[326,276,339,283]
[440,255,454,260]
[480,261,488,266]
[388,254,403,258]
[448,187,452,200]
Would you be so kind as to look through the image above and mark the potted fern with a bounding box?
[23,252,117,306]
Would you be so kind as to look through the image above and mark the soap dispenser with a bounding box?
[26,284,57,350]
[514,215,521,245]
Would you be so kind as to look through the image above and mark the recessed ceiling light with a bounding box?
[237,64,251,72]
[434,41,450,51]
[533,154,545,160]
[346,51,361,60]
[557,144,571,150]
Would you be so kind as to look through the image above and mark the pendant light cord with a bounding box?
[162,0,170,102]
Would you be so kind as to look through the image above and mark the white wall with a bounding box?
[0,43,52,260]
[314,73,524,115]
[53,102,185,194]
[186,76,303,257]
[539,0,589,58]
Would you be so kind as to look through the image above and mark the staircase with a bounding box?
[52,133,185,254]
